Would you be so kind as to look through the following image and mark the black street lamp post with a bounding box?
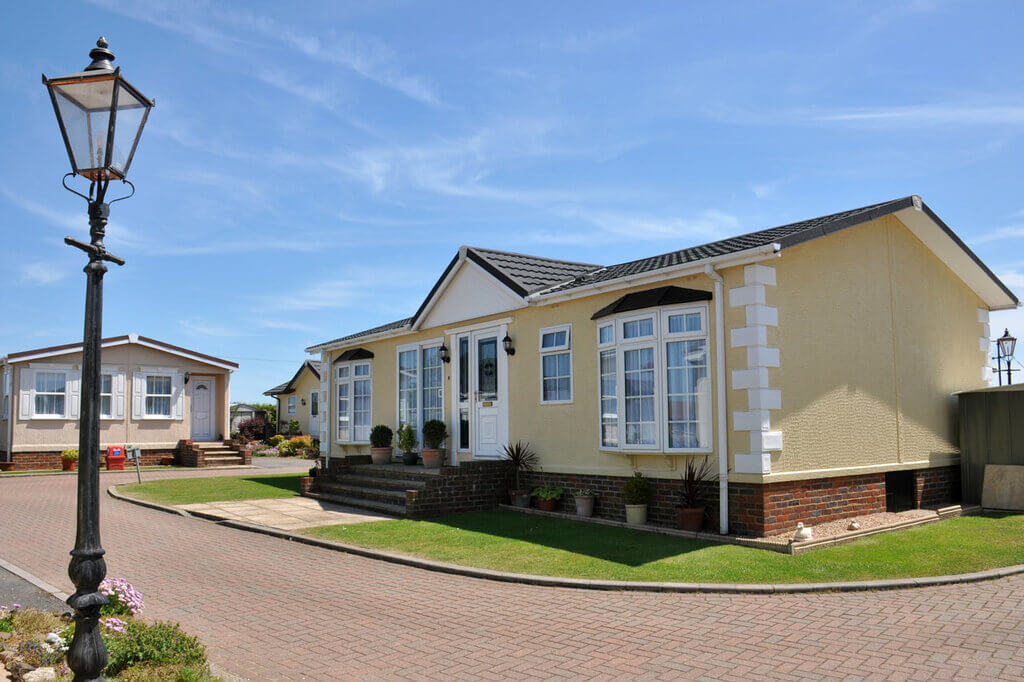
[42,38,153,681]
[996,329,1017,386]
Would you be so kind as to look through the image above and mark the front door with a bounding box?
[472,329,503,458]
[309,390,319,437]
[190,378,215,441]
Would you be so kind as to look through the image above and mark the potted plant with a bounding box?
[60,449,79,472]
[676,456,717,531]
[421,419,447,468]
[369,425,394,465]
[502,441,539,507]
[397,423,419,465]
[574,488,597,517]
[532,484,563,511]
[622,471,652,525]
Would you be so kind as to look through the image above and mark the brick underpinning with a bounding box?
[914,465,961,509]
[8,449,174,471]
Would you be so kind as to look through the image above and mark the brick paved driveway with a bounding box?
[2,469,1023,681]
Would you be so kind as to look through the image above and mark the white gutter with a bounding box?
[704,264,730,535]
[527,243,781,305]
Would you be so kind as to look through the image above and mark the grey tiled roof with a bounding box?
[467,247,600,295]
[306,317,412,352]
[539,197,915,295]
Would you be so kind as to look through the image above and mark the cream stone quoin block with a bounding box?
[730,263,781,475]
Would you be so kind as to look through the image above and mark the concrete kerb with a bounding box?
[107,484,1024,594]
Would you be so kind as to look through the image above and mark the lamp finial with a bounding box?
[85,36,115,72]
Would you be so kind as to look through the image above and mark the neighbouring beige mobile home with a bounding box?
[0,334,238,470]
[264,360,322,436]
[304,196,1018,536]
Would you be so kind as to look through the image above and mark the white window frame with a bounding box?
[2,367,10,420]
[539,324,573,405]
[287,395,297,416]
[33,370,69,418]
[143,374,174,418]
[336,361,372,444]
[597,303,713,455]
[395,339,445,449]
[99,372,113,419]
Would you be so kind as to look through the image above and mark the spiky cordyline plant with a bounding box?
[501,440,539,490]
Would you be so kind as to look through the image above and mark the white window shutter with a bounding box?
[19,369,33,420]
[171,373,184,420]
[68,370,81,419]
[132,372,144,420]
[114,372,126,419]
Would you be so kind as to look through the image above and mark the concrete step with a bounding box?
[305,492,405,517]
[331,474,427,492]
[314,481,408,505]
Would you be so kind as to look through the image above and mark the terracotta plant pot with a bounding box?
[160,456,174,466]
[0,462,14,472]
[676,506,705,532]
[509,490,531,507]
[402,451,419,466]
[61,458,77,472]
[537,498,558,512]
[370,447,393,465]
[624,504,648,525]
[575,495,596,517]
[421,448,444,468]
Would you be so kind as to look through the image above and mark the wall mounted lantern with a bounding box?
[438,342,451,364]
[502,334,515,356]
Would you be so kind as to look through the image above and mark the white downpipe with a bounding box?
[704,264,729,535]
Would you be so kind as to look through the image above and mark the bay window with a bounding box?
[336,362,372,443]
[597,304,712,452]
[539,324,572,404]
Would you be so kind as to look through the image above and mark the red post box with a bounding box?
[106,445,126,471]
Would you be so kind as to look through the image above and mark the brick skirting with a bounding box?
[522,466,960,537]
[7,449,175,471]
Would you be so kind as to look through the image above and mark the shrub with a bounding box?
[396,423,417,454]
[422,420,448,449]
[269,434,286,447]
[370,424,393,449]
[100,577,144,617]
[236,416,267,443]
[622,471,652,505]
[287,419,301,435]
[531,484,563,501]
[501,441,539,491]
[61,449,79,460]
[116,662,216,682]
[104,620,208,676]
[280,435,314,457]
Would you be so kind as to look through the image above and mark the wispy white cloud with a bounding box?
[264,265,432,313]
[523,207,739,246]
[998,270,1024,288]
[19,263,66,285]
[750,179,786,200]
[256,320,319,333]
[815,104,1024,126]
[179,318,241,337]
[974,225,1024,244]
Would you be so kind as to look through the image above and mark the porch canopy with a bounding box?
[591,285,712,320]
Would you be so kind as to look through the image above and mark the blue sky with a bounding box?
[3,0,1023,401]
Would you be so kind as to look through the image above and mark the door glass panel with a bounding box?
[478,337,497,401]
[458,336,469,402]
[459,407,470,449]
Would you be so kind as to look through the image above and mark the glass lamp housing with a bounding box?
[43,44,153,182]
[998,329,1017,359]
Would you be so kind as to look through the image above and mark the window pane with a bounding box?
[541,330,567,348]
[599,325,614,345]
[668,312,702,334]
[422,347,443,426]
[458,337,469,402]
[666,339,709,449]
[310,392,318,416]
[478,338,497,400]
[337,366,349,379]
[542,354,558,378]
[459,407,470,449]
[100,396,112,417]
[101,375,112,395]
[600,349,618,446]
[398,350,418,430]
[146,396,171,417]
[337,382,350,441]
[353,379,371,441]
[35,394,65,416]
[354,364,370,377]
[623,348,655,445]
[622,318,653,339]
[36,372,66,393]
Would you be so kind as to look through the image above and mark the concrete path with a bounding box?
[2,468,1023,681]
[177,497,392,530]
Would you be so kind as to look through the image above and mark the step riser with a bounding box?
[328,475,427,492]
[306,492,405,517]
[314,483,407,505]
[336,465,442,483]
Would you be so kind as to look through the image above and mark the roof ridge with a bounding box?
[466,245,602,268]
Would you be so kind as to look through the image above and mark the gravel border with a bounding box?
[107,484,1024,594]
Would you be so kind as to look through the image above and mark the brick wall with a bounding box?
[10,449,174,471]
[913,465,960,509]
[406,461,511,518]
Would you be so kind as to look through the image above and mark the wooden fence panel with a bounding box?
[959,388,1024,504]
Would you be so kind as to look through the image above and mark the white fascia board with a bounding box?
[410,250,467,332]
[525,244,781,305]
[894,205,1018,310]
[9,338,132,364]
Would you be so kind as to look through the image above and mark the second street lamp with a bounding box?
[997,329,1017,386]
[42,37,154,682]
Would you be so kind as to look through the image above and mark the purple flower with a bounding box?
[101,617,128,634]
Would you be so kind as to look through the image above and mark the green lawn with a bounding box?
[119,473,302,505]
[300,510,1024,583]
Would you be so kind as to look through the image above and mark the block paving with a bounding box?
[1,468,1022,680]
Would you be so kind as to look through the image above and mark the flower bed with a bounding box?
[0,578,217,680]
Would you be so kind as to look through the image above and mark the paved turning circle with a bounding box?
[1,469,1023,681]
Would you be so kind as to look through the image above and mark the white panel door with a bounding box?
[472,330,503,458]
[190,378,214,441]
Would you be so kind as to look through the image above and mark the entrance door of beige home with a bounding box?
[472,328,503,458]
[190,378,215,441]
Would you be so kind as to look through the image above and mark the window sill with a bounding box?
[600,447,714,455]
[540,399,574,406]
[140,416,178,421]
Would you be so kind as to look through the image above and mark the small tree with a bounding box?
[396,423,418,454]
[237,416,267,444]
[422,419,448,449]
[287,419,301,435]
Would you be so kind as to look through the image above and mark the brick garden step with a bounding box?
[331,474,428,492]
[203,456,245,466]
[305,491,406,517]
[314,481,408,505]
